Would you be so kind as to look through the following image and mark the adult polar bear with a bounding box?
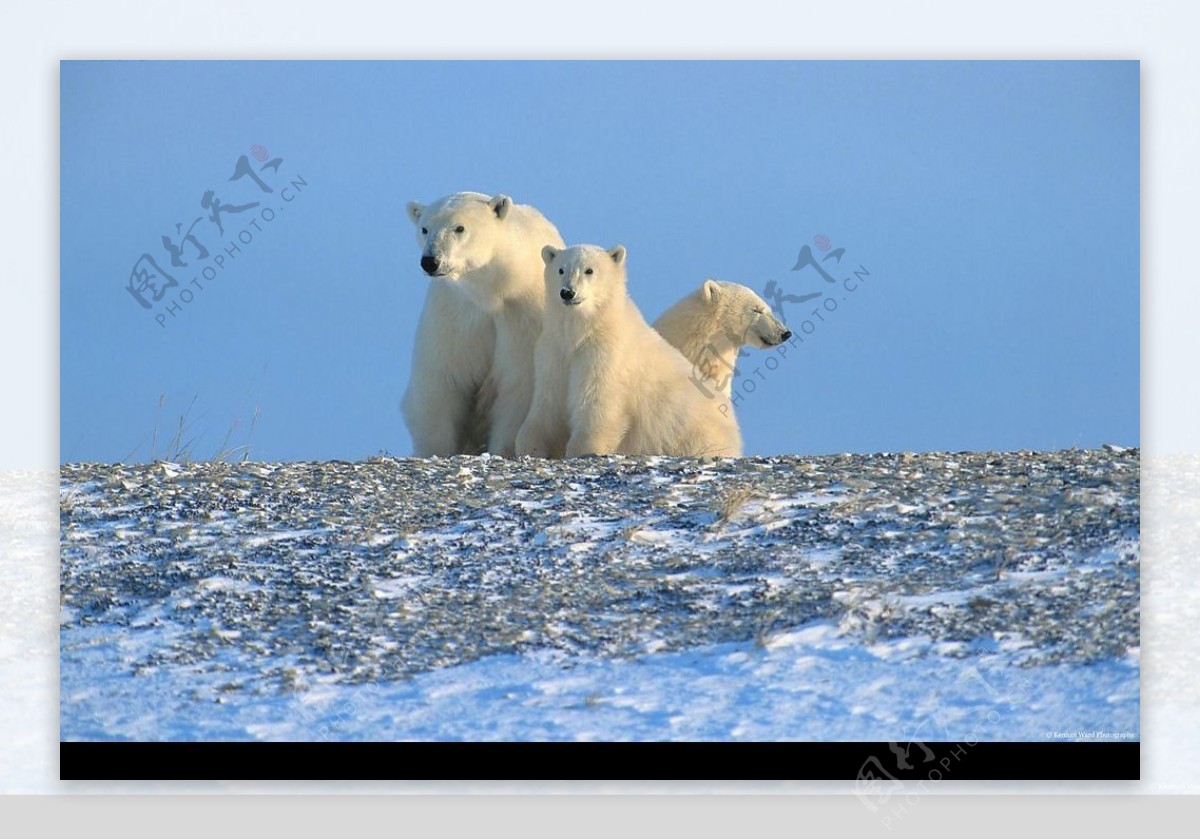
[516,244,742,459]
[402,192,564,456]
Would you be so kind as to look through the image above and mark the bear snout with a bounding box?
[759,326,792,346]
[420,255,441,276]
[560,288,576,302]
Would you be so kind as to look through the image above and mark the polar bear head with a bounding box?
[541,244,627,314]
[406,192,514,282]
[701,280,791,348]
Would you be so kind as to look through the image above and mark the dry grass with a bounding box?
[714,485,761,523]
[120,394,261,464]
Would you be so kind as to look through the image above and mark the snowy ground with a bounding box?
[59,449,1139,743]
[0,470,57,784]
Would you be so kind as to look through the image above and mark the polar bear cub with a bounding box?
[654,279,791,400]
[402,192,564,456]
[516,244,743,459]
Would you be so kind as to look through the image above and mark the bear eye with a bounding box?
[584,268,593,275]
[558,268,564,275]
[455,225,465,234]
[421,227,428,235]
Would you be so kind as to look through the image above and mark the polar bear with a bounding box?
[516,244,743,459]
[402,192,564,456]
[653,279,791,401]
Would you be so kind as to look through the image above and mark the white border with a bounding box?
[5,0,1197,835]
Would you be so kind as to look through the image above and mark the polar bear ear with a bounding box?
[406,201,424,227]
[703,280,722,303]
[489,194,512,220]
[541,245,559,265]
[608,245,627,266]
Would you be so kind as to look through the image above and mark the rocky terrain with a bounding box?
[59,447,1140,741]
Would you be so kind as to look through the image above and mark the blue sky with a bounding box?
[60,61,1139,462]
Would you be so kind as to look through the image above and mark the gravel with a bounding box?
[59,448,1140,703]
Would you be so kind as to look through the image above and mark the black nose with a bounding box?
[420,255,440,275]
[560,288,576,301]
[780,329,793,341]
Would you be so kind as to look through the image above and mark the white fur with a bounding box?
[401,192,564,456]
[517,245,743,459]
[654,279,791,401]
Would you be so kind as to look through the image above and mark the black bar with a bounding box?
[60,741,1139,781]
